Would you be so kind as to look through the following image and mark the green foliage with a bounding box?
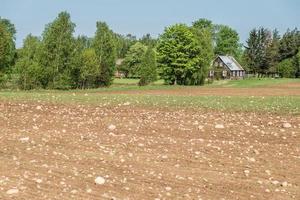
[139,34,157,48]
[79,48,99,89]
[40,11,76,89]
[266,29,281,73]
[139,48,157,86]
[244,28,272,74]
[122,42,147,78]
[93,21,117,87]
[0,18,16,72]
[192,19,213,32]
[296,49,300,78]
[114,34,137,58]
[157,24,213,85]
[278,28,300,61]
[214,25,241,57]
[277,58,297,78]
[14,35,43,90]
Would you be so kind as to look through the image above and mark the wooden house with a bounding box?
[210,56,245,80]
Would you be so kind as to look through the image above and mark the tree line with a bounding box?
[0,12,299,89]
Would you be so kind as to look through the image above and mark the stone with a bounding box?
[282,122,292,128]
[19,137,29,142]
[108,124,116,131]
[215,124,225,129]
[6,188,19,195]
[281,181,288,187]
[95,176,105,185]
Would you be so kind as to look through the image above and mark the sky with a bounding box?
[1,0,299,48]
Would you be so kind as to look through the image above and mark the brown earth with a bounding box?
[0,99,299,199]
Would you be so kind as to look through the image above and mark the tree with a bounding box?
[92,21,117,86]
[244,27,272,75]
[295,48,300,78]
[40,11,76,89]
[266,29,281,74]
[157,24,213,85]
[121,42,147,78]
[79,48,99,89]
[278,28,300,61]
[14,35,43,89]
[114,34,137,58]
[0,18,16,72]
[139,34,157,48]
[139,47,157,86]
[277,58,297,78]
[214,25,241,57]
[192,19,213,33]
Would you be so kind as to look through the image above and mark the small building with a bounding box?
[210,56,245,80]
[115,59,125,78]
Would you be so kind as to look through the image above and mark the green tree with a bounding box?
[114,34,137,58]
[139,34,157,48]
[121,42,147,78]
[192,19,214,33]
[139,47,157,86]
[0,18,16,73]
[266,29,281,74]
[157,24,213,85]
[295,48,300,78]
[278,28,300,61]
[40,11,76,89]
[214,25,241,57]
[14,35,43,89]
[92,21,117,86]
[277,58,297,78]
[244,27,272,75]
[79,48,99,89]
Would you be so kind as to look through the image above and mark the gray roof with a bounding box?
[218,56,244,71]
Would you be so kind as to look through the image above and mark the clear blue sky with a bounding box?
[1,0,299,48]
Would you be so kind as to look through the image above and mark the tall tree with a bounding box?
[192,19,214,33]
[214,25,241,57]
[139,34,157,48]
[266,29,281,74]
[92,21,117,86]
[14,34,43,89]
[114,33,137,58]
[40,11,76,89]
[278,28,300,61]
[79,48,99,89]
[157,24,213,85]
[0,18,16,72]
[121,42,147,78]
[139,47,157,86]
[244,27,272,75]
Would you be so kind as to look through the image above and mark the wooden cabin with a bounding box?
[210,56,245,80]
[114,59,125,78]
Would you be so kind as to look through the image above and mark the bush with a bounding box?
[138,48,157,86]
[277,59,297,78]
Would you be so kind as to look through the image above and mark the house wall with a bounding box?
[210,57,245,80]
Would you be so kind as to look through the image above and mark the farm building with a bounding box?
[210,56,245,80]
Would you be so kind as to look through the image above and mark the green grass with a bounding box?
[113,78,164,85]
[207,78,300,88]
[0,90,299,115]
[1,78,299,114]
[110,78,300,91]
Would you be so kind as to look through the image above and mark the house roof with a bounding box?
[218,56,244,71]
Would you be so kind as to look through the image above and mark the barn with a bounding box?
[210,56,245,80]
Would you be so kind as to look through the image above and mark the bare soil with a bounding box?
[0,99,299,199]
